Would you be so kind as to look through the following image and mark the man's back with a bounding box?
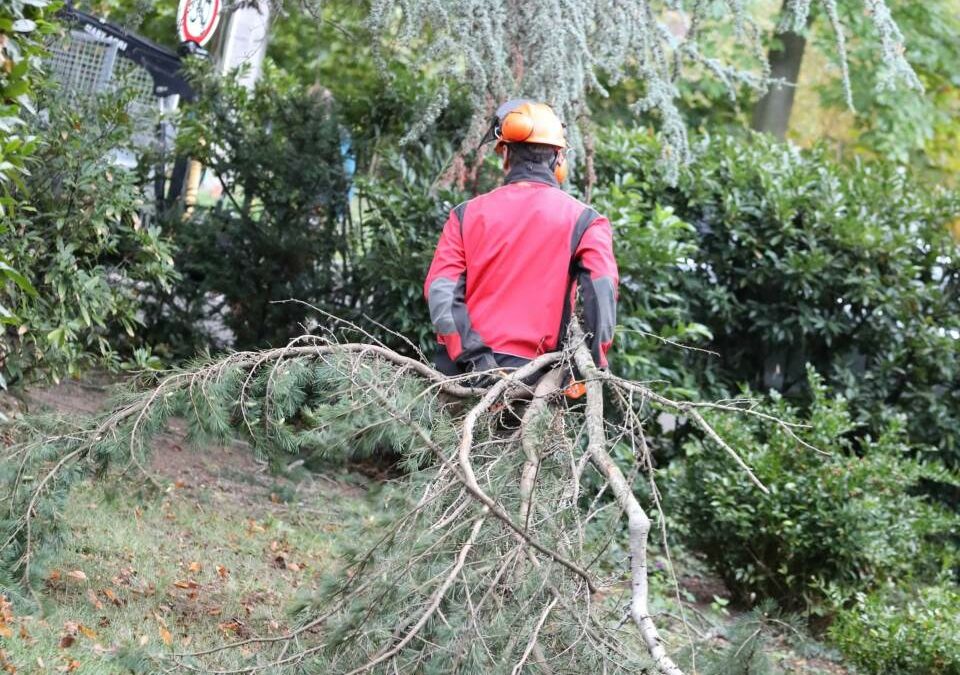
[425,170,618,372]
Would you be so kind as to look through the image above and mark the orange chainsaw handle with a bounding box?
[564,381,587,399]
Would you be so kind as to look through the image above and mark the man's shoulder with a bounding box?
[457,184,606,224]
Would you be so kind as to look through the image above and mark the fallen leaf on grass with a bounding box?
[218,620,240,634]
[47,570,62,583]
[216,565,229,579]
[102,588,123,606]
[173,579,199,590]
[0,647,14,673]
[187,561,202,574]
[65,570,87,583]
[78,625,96,640]
[85,589,103,610]
[56,658,80,672]
[159,626,172,646]
[58,635,75,649]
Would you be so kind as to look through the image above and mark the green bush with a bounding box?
[0,0,57,344]
[0,90,177,386]
[594,129,960,471]
[144,63,350,353]
[348,151,469,357]
[666,368,957,609]
[829,583,960,674]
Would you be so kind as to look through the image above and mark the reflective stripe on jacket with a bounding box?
[424,162,619,369]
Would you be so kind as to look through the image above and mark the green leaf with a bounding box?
[11,19,37,33]
[0,260,36,296]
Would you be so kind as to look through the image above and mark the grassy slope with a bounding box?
[2,403,379,673]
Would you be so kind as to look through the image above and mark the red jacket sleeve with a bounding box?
[424,207,468,362]
[574,215,619,368]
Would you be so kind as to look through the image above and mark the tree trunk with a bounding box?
[751,1,809,139]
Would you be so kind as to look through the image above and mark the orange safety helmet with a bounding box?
[482,99,569,182]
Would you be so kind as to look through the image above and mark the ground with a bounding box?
[0,378,850,674]
[3,379,379,673]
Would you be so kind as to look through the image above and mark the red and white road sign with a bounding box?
[177,0,222,47]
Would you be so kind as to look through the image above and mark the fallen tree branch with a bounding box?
[3,318,811,673]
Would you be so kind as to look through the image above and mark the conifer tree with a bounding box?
[359,0,919,181]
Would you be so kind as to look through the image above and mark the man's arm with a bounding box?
[574,214,619,368]
[424,205,496,371]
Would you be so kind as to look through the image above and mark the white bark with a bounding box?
[571,329,684,675]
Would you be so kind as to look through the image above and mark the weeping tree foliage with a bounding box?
[355,0,921,182]
[0,320,811,673]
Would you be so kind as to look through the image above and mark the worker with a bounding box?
[424,99,619,379]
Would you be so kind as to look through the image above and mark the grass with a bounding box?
[1,442,379,673]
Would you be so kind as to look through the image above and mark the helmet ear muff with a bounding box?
[553,150,568,183]
[499,110,535,143]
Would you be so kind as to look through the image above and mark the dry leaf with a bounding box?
[47,570,62,583]
[187,561,202,574]
[102,588,122,606]
[56,658,80,672]
[285,562,301,572]
[216,565,229,579]
[58,635,75,649]
[85,589,103,610]
[65,571,87,583]
[0,595,12,637]
[173,580,199,590]
[217,620,242,635]
[78,625,96,640]
[159,626,172,646]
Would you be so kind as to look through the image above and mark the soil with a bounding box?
[20,375,366,514]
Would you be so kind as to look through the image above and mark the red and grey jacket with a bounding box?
[424,161,619,370]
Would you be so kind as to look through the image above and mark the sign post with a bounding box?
[176,0,221,215]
